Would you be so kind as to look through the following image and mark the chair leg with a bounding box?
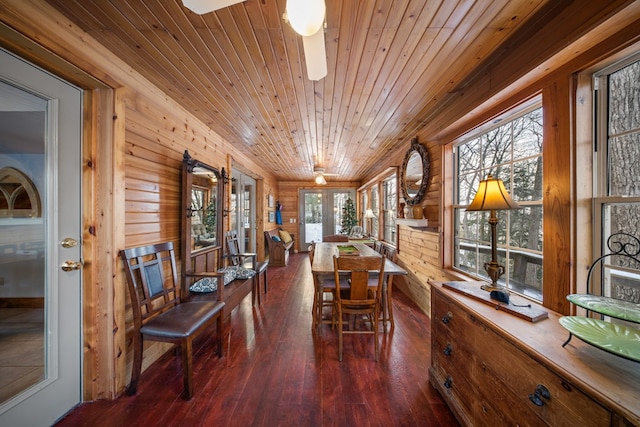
[181,339,194,400]
[311,283,319,331]
[374,306,380,361]
[387,277,395,332]
[216,315,224,357]
[263,269,268,293]
[338,306,344,361]
[252,276,260,306]
[127,333,143,395]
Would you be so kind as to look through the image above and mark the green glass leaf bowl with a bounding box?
[567,294,640,323]
[559,316,640,363]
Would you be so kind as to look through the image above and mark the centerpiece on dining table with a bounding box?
[337,244,360,256]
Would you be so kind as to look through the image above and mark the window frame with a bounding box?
[592,51,640,302]
[357,168,399,244]
[450,97,544,300]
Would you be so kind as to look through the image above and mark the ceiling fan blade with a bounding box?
[182,0,245,15]
[302,28,327,81]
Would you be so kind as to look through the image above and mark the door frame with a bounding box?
[299,188,356,247]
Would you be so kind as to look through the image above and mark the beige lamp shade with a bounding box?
[364,208,375,219]
[466,174,520,211]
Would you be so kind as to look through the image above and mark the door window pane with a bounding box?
[0,80,47,404]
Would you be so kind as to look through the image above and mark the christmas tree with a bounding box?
[340,198,357,235]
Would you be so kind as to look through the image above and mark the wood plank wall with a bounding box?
[277,181,362,253]
[0,2,279,399]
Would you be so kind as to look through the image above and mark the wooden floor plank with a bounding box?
[55,253,458,426]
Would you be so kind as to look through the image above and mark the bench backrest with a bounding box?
[120,242,181,328]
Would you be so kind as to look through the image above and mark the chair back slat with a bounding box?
[225,230,241,266]
[120,242,181,326]
[333,255,385,302]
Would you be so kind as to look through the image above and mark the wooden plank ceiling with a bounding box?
[45,0,550,182]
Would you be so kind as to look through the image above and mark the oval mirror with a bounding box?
[401,137,430,205]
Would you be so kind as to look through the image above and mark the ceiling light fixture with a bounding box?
[285,0,325,36]
[315,174,327,185]
[283,0,327,81]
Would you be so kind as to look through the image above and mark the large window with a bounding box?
[371,185,379,238]
[454,103,543,300]
[594,54,640,303]
[383,176,397,244]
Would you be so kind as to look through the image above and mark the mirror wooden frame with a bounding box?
[181,150,227,276]
[400,137,430,205]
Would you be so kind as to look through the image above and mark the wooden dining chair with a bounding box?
[333,255,385,361]
[323,234,349,242]
[309,243,348,332]
[225,230,268,304]
[120,242,225,400]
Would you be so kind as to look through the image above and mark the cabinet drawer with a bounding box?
[431,291,480,346]
[470,314,610,426]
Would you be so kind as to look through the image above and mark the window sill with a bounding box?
[396,218,429,228]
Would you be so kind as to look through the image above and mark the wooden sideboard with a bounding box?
[429,281,640,427]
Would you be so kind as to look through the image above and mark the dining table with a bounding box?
[310,242,408,332]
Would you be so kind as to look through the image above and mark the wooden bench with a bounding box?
[265,228,295,267]
[184,243,257,316]
[120,242,224,400]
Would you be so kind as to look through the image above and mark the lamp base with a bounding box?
[480,283,508,292]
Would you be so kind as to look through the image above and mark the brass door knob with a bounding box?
[61,260,83,271]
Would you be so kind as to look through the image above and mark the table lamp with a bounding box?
[466,174,520,291]
[364,208,375,237]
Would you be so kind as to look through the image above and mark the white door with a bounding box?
[299,189,355,247]
[0,49,82,425]
[231,171,256,252]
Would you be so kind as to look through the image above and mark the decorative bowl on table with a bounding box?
[337,244,360,256]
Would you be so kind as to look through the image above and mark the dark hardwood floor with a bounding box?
[56,253,458,426]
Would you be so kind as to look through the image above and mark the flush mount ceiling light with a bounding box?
[284,0,327,81]
[181,0,246,14]
[313,165,337,185]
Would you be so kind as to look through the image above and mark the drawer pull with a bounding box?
[528,384,551,407]
[442,311,453,324]
[443,344,452,356]
[444,377,453,389]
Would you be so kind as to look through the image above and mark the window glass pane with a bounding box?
[608,133,640,196]
[371,186,379,237]
[458,138,482,174]
[482,127,512,170]
[383,176,397,243]
[512,109,544,160]
[608,60,640,135]
[457,171,479,205]
[510,206,543,252]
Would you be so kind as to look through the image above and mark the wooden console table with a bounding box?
[429,281,640,426]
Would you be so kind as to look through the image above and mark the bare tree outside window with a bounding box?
[454,105,543,300]
[597,56,640,303]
